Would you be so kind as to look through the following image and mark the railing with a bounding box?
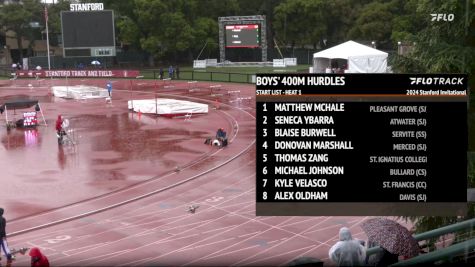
[392,239,475,266]
[366,218,475,266]
[0,67,14,77]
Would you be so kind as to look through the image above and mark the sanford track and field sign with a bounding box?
[70,3,104,11]
[15,70,140,78]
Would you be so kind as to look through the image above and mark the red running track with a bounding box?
[1,78,376,266]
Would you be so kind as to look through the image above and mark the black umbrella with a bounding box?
[361,218,420,257]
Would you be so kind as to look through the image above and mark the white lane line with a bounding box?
[303,223,345,235]
[9,169,252,245]
[238,231,262,238]
[59,187,255,266]
[232,217,334,266]
[279,217,324,228]
[114,201,256,267]
[242,245,317,267]
[174,237,236,253]
[202,225,238,234]
[63,242,110,253]
[183,216,297,265]
[29,173,254,257]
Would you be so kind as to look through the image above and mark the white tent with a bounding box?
[313,40,388,73]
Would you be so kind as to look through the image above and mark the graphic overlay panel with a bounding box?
[256,74,468,216]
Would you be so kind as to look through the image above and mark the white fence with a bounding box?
[273,59,286,67]
[284,58,297,66]
[273,58,297,67]
[193,60,207,69]
[206,59,218,67]
[193,59,218,68]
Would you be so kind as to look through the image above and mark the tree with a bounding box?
[273,0,327,49]
[395,0,475,74]
[47,1,73,33]
[348,1,395,47]
[394,0,475,244]
[0,0,43,60]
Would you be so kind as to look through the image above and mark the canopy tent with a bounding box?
[0,99,47,129]
[313,40,388,73]
[0,100,39,111]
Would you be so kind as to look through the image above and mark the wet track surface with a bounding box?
[0,78,373,266]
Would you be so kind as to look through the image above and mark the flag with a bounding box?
[44,6,48,22]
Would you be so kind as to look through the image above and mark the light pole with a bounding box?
[397,41,402,55]
[371,41,376,49]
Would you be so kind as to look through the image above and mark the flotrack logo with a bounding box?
[410,77,464,85]
[430,14,454,21]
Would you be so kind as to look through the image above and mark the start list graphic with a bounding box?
[256,74,468,216]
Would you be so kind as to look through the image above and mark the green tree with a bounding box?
[0,0,43,59]
[394,0,475,245]
[395,0,475,74]
[273,0,327,49]
[348,1,395,47]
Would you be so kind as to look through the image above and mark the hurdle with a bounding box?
[188,81,199,92]
[209,84,222,96]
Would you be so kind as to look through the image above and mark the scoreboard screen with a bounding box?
[23,112,38,127]
[225,24,260,48]
[61,10,115,48]
[256,74,468,217]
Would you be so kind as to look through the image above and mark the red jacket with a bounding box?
[55,115,62,132]
[29,247,50,267]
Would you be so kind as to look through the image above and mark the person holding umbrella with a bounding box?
[329,227,366,266]
[366,241,399,266]
[91,60,101,69]
[361,218,420,266]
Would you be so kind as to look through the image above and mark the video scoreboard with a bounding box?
[61,10,116,57]
[225,24,260,48]
[256,74,468,216]
[23,112,38,127]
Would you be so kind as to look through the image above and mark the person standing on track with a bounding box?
[159,67,164,80]
[168,65,173,79]
[0,208,12,264]
[55,115,63,135]
[106,81,112,97]
[56,115,64,144]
